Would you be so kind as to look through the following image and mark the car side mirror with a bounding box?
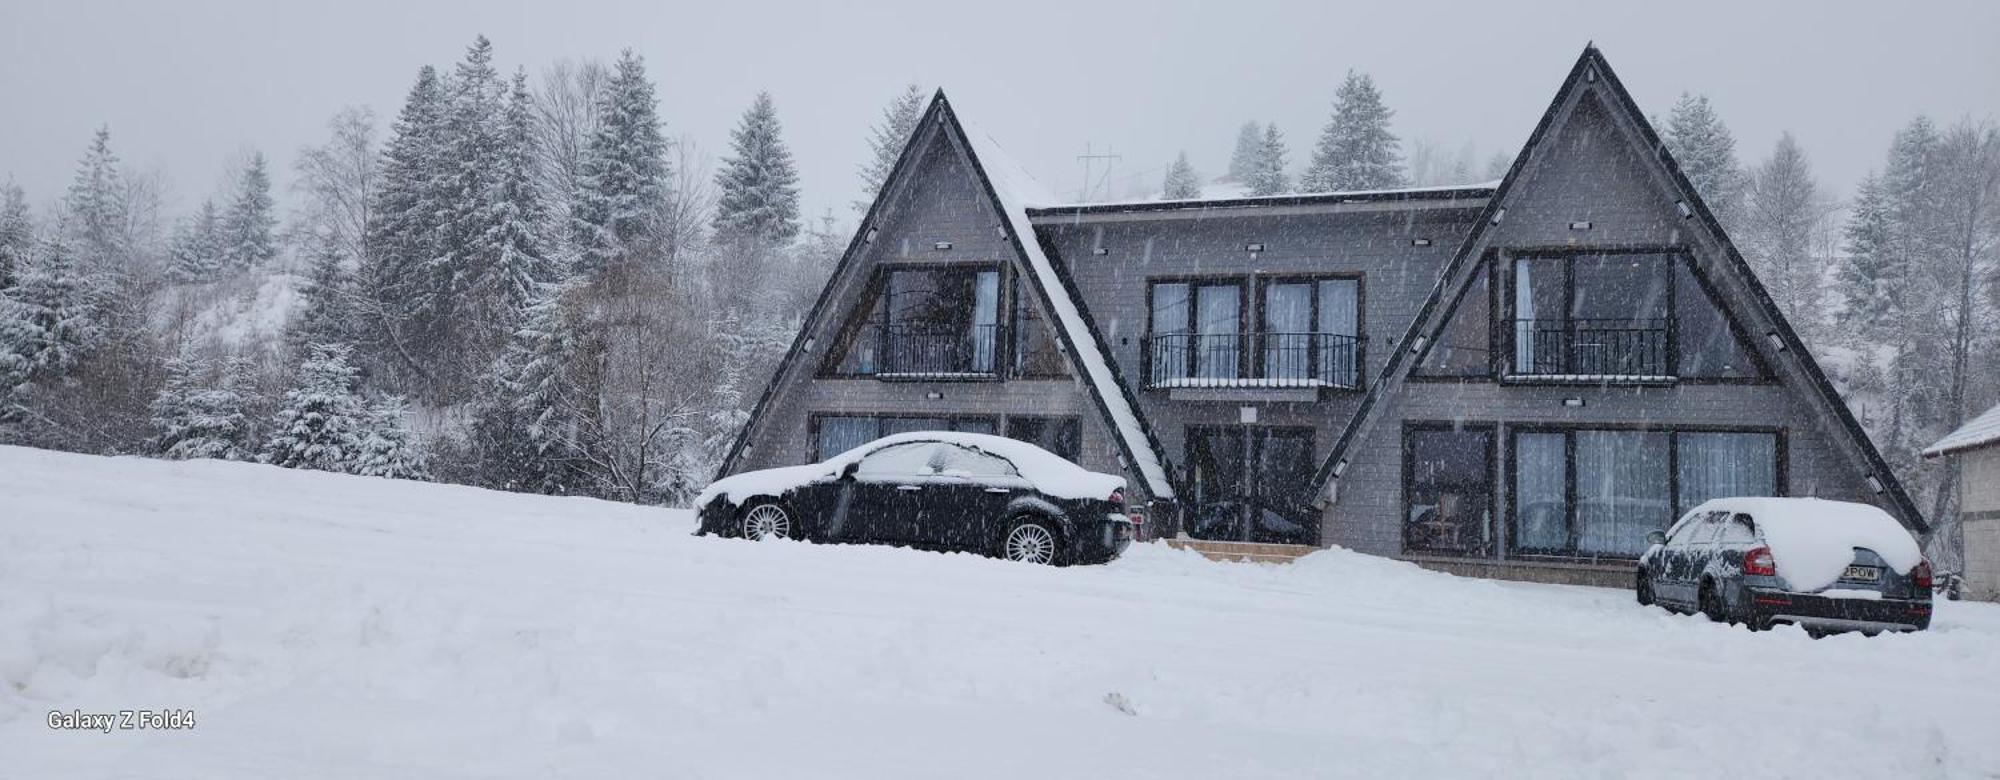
[1645,530,1667,547]
[840,461,860,479]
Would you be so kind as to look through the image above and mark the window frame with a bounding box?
[1003,415,1083,463]
[1500,246,1678,382]
[1400,420,1499,559]
[817,262,1009,381]
[807,412,1001,462]
[1504,422,1788,563]
[1410,252,1499,382]
[1254,273,1366,390]
[1144,275,1249,384]
[1009,276,1072,380]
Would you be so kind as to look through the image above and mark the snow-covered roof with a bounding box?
[1924,403,2000,457]
[958,118,1177,500]
[1026,181,1497,218]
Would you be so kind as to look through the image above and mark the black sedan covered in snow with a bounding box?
[1636,497,1932,635]
[694,432,1138,565]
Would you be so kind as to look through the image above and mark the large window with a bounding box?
[1674,261,1764,379]
[1011,279,1071,378]
[1188,426,1318,545]
[1148,281,1243,384]
[1147,276,1361,388]
[1413,263,1491,377]
[1510,253,1671,378]
[1260,277,1360,387]
[1004,415,1082,463]
[812,415,997,461]
[1404,425,1494,556]
[825,266,1001,378]
[1510,427,1779,559]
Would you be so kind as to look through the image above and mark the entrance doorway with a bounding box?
[1185,426,1318,545]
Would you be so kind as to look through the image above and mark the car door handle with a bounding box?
[983,487,1011,494]
[896,485,923,491]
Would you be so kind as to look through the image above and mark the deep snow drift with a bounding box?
[2,446,1997,778]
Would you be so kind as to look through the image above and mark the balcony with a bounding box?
[873,323,1000,379]
[1509,318,1670,381]
[1145,332,1361,390]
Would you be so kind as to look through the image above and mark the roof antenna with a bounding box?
[1075,142,1123,202]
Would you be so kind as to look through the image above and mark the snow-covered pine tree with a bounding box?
[1838,172,1900,337]
[1302,71,1405,192]
[288,237,358,356]
[483,69,553,316]
[165,200,225,283]
[854,83,927,213]
[1226,122,1263,182]
[712,91,802,248]
[219,152,277,274]
[1665,93,1746,228]
[471,282,585,493]
[148,346,203,454]
[362,65,453,382]
[261,343,367,473]
[1162,152,1202,199]
[1741,132,1831,329]
[570,50,671,277]
[0,180,31,292]
[1246,123,1290,196]
[354,394,429,480]
[0,234,102,385]
[150,348,253,461]
[64,127,128,270]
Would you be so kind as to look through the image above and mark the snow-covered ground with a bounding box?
[3,446,1998,778]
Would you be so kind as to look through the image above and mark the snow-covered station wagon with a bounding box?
[715,45,1925,587]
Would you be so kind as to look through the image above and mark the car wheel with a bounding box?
[740,501,794,541]
[1699,581,1728,624]
[1000,517,1060,565]
[1635,571,1655,607]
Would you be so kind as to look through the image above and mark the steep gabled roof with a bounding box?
[1307,44,1927,532]
[717,91,1178,499]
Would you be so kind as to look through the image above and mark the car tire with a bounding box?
[1699,581,1729,624]
[1635,571,1655,607]
[739,500,795,541]
[999,516,1061,565]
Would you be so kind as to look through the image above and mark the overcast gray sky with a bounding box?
[3,0,1996,229]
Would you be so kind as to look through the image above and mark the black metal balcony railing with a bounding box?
[878,323,999,377]
[1146,332,1360,389]
[1511,318,1669,378]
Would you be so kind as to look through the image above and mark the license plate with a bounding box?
[1843,565,1880,582]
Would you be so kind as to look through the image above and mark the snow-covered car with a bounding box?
[694,432,1138,565]
[1636,497,1932,635]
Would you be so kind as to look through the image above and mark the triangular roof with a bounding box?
[1307,45,1927,532]
[717,91,1178,499]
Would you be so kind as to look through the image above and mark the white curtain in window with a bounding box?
[1265,283,1311,381]
[1514,433,1568,551]
[971,271,999,372]
[1512,258,1537,371]
[1574,431,1671,557]
[1676,432,1777,510]
[1318,280,1359,386]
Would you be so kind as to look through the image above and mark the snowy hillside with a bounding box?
[3,446,1998,778]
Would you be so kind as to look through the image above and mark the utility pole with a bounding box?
[1076,142,1123,202]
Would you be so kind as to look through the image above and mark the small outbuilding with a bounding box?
[1925,403,2000,601]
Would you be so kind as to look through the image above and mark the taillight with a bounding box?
[1109,489,1124,505]
[1913,559,1933,590]
[1743,546,1776,577]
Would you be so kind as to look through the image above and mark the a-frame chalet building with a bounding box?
[719,45,1923,586]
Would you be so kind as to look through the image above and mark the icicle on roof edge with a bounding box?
[959,118,1176,499]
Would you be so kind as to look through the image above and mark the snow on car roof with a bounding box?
[1924,402,2000,457]
[1686,497,1922,592]
[696,431,1126,509]
[959,118,1176,500]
